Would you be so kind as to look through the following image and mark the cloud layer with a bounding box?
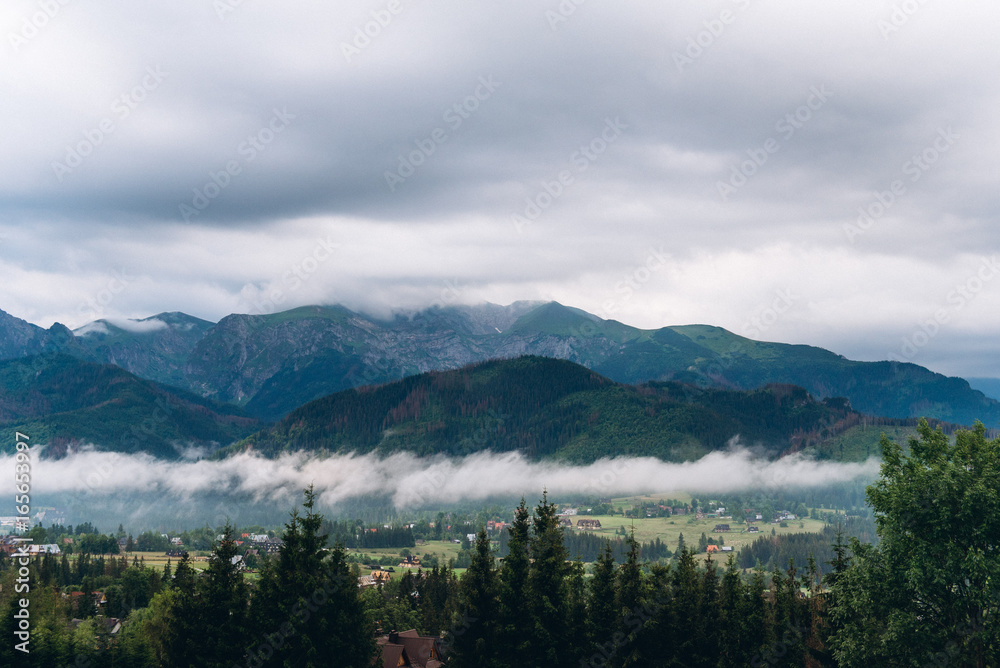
[1,1,998,376]
[2,447,879,525]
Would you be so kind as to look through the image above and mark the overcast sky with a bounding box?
[1,1,997,377]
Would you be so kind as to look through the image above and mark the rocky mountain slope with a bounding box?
[2,301,998,427]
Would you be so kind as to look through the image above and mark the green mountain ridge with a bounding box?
[226,356,932,463]
[1,301,998,428]
[0,354,260,458]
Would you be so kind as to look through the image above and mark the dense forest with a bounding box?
[1,420,997,666]
[0,353,259,458]
[230,356,909,462]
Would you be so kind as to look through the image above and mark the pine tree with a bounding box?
[497,499,532,668]
[743,565,773,664]
[198,522,248,667]
[448,527,499,667]
[59,553,72,587]
[697,553,721,666]
[669,548,703,665]
[615,530,648,666]
[565,559,590,667]
[527,491,571,667]
[717,556,750,668]
[247,485,376,667]
[164,553,201,665]
[588,542,617,651]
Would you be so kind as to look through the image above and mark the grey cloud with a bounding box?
[1,0,998,377]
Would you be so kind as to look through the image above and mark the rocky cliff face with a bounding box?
[3,302,998,426]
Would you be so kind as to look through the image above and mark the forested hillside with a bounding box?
[0,354,259,458]
[4,302,997,427]
[231,356,904,462]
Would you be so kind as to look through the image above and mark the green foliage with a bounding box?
[0,353,258,457]
[828,420,1000,667]
[448,527,500,667]
[247,486,376,667]
[231,356,884,463]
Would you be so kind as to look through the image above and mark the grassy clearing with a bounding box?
[563,513,826,561]
[347,540,465,569]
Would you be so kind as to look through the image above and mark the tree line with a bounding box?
[0,420,996,666]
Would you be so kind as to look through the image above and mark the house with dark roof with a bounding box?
[576,519,602,530]
[713,524,731,532]
[376,629,445,668]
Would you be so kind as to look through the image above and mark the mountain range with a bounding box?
[3,301,997,425]
[1,301,998,461]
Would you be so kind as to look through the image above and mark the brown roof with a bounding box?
[376,630,442,668]
[379,643,406,668]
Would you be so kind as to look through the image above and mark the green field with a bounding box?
[347,540,466,571]
[562,512,826,561]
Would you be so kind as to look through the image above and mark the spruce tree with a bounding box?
[669,548,702,665]
[527,491,570,667]
[164,552,201,666]
[717,556,750,668]
[697,553,721,666]
[615,530,648,666]
[199,522,248,667]
[448,527,499,667]
[588,542,618,649]
[497,499,532,667]
[247,485,375,667]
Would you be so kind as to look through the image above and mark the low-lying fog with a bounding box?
[1,445,879,530]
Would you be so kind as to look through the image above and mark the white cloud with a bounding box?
[1,1,998,376]
[103,317,169,334]
[0,447,879,514]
